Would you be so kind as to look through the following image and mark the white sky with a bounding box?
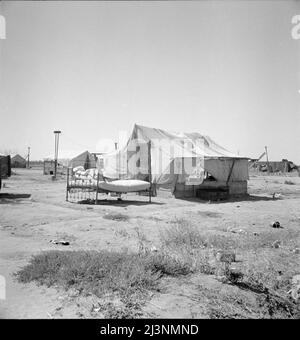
[0,0,299,162]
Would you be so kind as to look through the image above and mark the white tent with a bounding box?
[102,124,249,197]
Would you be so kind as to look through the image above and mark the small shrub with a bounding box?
[160,220,219,275]
[205,234,237,251]
[145,252,191,276]
[103,213,129,222]
[161,218,207,249]
[284,180,295,185]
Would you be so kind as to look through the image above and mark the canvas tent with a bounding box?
[44,150,97,168]
[43,150,97,175]
[69,151,97,169]
[11,154,26,168]
[102,124,249,198]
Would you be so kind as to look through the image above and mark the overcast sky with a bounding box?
[0,0,299,162]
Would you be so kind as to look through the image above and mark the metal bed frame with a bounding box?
[66,142,153,204]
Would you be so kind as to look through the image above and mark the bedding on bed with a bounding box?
[69,167,150,192]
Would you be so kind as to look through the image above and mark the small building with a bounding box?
[249,159,298,173]
[11,154,27,168]
[43,160,65,175]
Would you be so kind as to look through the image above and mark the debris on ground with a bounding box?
[226,267,244,283]
[272,240,281,248]
[270,221,282,229]
[227,227,247,235]
[50,239,70,246]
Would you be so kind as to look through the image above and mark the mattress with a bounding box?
[68,179,150,193]
[98,180,150,193]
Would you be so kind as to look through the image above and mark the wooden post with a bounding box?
[27,147,30,168]
[181,140,185,198]
[66,167,69,201]
[226,159,236,186]
[95,172,100,205]
[148,141,152,203]
[265,146,270,174]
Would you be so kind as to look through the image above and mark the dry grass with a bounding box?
[16,249,193,318]
[161,218,207,249]
[159,218,300,318]
[16,217,300,318]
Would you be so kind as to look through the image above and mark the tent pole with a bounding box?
[148,141,152,203]
[66,167,69,201]
[265,146,270,174]
[182,157,185,198]
[95,172,100,205]
[181,140,185,198]
[226,159,236,187]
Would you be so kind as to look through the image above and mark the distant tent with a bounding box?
[69,151,97,169]
[11,154,26,168]
[102,124,249,198]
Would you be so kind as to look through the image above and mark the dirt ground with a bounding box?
[0,168,299,319]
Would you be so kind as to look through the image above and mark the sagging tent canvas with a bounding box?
[102,124,249,199]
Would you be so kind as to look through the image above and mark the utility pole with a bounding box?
[27,147,30,168]
[53,130,61,179]
[265,146,270,174]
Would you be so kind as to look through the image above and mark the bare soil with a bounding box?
[0,169,299,318]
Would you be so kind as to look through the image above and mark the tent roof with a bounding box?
[129,124,248,159]
[43,150,88,161]
[70,150,91,162]
[11,154,26,161]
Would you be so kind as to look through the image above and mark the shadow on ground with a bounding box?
[74,198,165,207]
[175,194,280,204]
[0,193,31,199]
[0,193,31,204]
